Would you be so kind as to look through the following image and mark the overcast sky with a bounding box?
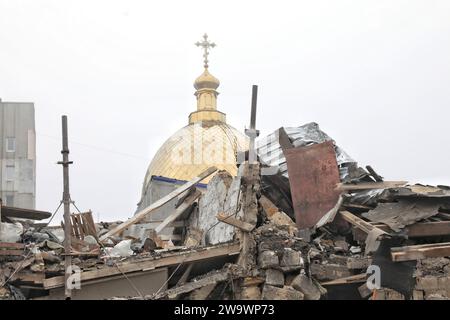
[1,0,449,222]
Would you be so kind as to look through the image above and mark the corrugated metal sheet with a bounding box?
[256,122,356,180]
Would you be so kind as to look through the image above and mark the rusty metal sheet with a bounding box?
[284,141,341,229]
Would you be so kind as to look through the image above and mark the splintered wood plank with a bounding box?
[0,242,25,249]
[216,212,255,232]
[237,163,259,269]
[336,181,408,192]
[155,189,201,234]
[405,221,450,237]
[320,273,367,286]
[99,167,217,242]
[84,211,97,237]
[16,272,45,284]
[340,210,388,236]
[0,206,51,220]
[158,270,230,300]
[353,221,450,242]
[391,242,450,262]
[71,214,81,239]
[0,249,24,256]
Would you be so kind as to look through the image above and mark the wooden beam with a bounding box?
[99,167,217,242]
[237,163,259,269]
[216,212,255,232]
[43,242,240,289]
[365,165,383,182]
[320,273,367,286]
[391,242,450,262]
[353,221,450,242]
[0,242,25,249]
[405,221,450,237]
[177,263,194,286]
[155,189,201,234]
[340,211,389,237]
[0,206,51,220]
[156,270,230,300]
[336,181,407,192]
[0,250,24,256]
[342,203,374,211]
[15,272,45,284]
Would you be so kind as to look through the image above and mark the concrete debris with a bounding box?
[2,124,450,301]
[257,251,279,269]
[104,239,134,258]
[291,273,322,300]
[265,269,284,287]
[362,199,444,232]
[0,222,23,243]
[261,284,304,300]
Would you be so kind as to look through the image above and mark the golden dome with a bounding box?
[139,33,249,198]
[142,121,249,189]
[194,69,220,90]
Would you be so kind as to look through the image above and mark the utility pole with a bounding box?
[238,85,260,272]
[58,115,73,299]
[246,85,259,163]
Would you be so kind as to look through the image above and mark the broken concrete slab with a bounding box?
[362,199,443,232]
[347,256,372,270]
[265,269,284,288]
[258,250,279,269]
[240,285,261,300]
[280,248,303,270]
[261,285,304,300]
[291,274,322,300]
[310,263,351,281]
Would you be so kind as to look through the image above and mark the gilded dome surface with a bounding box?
[194,69,220,90]
[142,121,249,190]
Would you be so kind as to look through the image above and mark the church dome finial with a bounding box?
[189,34,226,124]
[194,69,220,90]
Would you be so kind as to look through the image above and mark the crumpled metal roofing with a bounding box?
[256,122,356,180]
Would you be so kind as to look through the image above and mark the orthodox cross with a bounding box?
[195,33,216,69]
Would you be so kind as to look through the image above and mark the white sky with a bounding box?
[1,0,449,222]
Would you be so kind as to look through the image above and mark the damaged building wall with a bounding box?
[188,170,241,246]
[132,176,207,238]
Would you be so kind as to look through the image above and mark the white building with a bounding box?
[0,98,36,209]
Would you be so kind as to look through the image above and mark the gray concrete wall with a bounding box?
[41,267,168,300]
[136,178,179,221]
[0,99,36,209]
[134,177,207,239]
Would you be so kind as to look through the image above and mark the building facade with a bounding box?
[0,99,36,209]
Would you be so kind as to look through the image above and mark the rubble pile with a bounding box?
[1,122,450,300]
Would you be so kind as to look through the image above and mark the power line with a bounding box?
[37,133,152,161]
